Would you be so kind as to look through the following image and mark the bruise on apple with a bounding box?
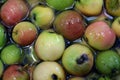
[76,54,89,64]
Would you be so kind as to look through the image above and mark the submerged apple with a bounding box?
[35,29,65,61]
[54,10,85,41]
[33,61,65,80]
[3,65,29,80]
[62,44,94,76]
[85,21,116,50]
[0,0,29,27]
[30,5,55,29]
[12,21,37,46]
[75,0,103,16]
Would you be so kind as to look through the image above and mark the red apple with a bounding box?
[85,21,116,50]
[54,10,85,41]
[0,0,29,27]
[12,21,37,46]
[3,65,29,80]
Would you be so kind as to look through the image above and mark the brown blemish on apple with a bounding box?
[76,54,88,64]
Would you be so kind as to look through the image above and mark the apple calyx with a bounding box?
[76,54,88,64]
[51,74,58,80]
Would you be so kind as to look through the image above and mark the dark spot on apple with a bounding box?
[51,74,58,80]
[76,54,88,64]
[32,13,36,21]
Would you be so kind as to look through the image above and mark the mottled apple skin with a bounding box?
[0,0,29,27]
[54,10,85,41]
[3,65,29,80]
[12,22,37,46]
[85,21,116,50]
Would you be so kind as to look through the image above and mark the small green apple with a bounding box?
[95,50,120,75]
[35,29,65,61]
[0,60,4,77]
[30,5,55,29]
[75,0,103,16]
[62,44,94,76]
[1,44,22,65]
[0,23,7,50]
[33,61,65,80]
[112,17,120,37]
[46,0,74,11]
[12,21,37,46]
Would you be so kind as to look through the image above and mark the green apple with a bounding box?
[33,61,65,80]
[1,44,22,65]
[0,60,4,77]
[30,5,55,29]
[105,0,120,16]
[95,50,120,75]
[35,29,65,61]
[12,21,37,46]
[62,44,94,76]
[46,0,74,11]
[75,0,103,16]
[112,17,120,37]
[0,23,7,50]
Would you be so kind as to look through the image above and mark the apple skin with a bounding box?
[0,23,7,50]
[112,17,120,37]
[69,77,85,80]
[105,0,120,16]
[54,10,85,41]
[75,0,103,16]
[0,60,4,77]
[35,29,65,61]
[30,5,55,29]
[62,44,94,76]
[0,0,29,27]
[33,61,65,80]
[46,0,74,11]
[85,21,116,50]
[12,21,37,46]
[2,65,29,80]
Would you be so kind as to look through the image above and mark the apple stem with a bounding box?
[76,54,88,64]
[51,74,58,80]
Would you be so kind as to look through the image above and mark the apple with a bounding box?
[62,44,94,76]
[84,21,116,50]
[33,61,65,80]
[95,50,120,75]
[111,17,120,37]
[75,0,103,16]
[12,21,37,46]
[105,0,120,16]
[1,44,22,65]
[26,0,40,8]
[46,0,74,11]
[54,10,85,41]
[2,64,29,80]
[0,0,29,27]
[0,60,4,77]
[30,5,55,29]
[35,29,65,61]
[0,23,7,50]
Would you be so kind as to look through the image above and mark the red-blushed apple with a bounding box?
[12,21,37,46]
[35,29,65,61]
[33,61,65,80]
[85,21,116,50]
[2,64,29,80]
[112,17,120,37]
[30,5,55,29]
[54,10,85,41]
[0,0,29,27]
[75,0,103,16]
